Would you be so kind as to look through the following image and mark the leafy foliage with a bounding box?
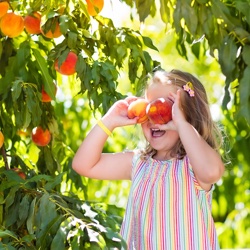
[0,168,126,249]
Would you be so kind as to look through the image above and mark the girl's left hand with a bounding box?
[154,89,186,131]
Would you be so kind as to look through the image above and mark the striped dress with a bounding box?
[120,153,220,250]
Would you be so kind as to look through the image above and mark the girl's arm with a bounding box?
[159,90,225,191]
[175,90,224,190]
[72,98,138,180]
[176,121,224,191]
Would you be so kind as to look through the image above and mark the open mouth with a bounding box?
[151,128,166,137]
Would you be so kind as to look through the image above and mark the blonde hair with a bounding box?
[141,69,223,159]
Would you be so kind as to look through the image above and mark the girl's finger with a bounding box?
[175,89,182,107]
[154,121,177,131]
[168,92,176,103]
[125,96,139,104]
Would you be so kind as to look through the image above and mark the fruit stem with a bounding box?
[1,145,10,170]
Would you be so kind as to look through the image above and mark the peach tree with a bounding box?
[0,0,159,248]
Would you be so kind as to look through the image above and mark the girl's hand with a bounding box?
[102,96,139,129]
[153,89,186,131]
[170,89,187,126]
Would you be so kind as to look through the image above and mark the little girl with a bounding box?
[72,69,225,250]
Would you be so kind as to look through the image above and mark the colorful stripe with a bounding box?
[120,154,220,250]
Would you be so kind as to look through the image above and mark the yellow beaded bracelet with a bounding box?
[97,120,112,136]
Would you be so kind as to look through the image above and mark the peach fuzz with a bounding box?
[127,99,149,123]
[24,12,41,34]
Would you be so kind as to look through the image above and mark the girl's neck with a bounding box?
[152,151,174,161]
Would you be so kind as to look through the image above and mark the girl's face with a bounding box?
[141,82,179,160]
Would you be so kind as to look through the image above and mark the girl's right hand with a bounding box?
[102,96,139,129]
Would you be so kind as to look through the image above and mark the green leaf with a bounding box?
[218,35,237,78]
[67,31,78,49]
[16,42,30,70]
[21,234,36,244]
[37,193,58,230]
[23,102,32,129]
[239,66,250,123]
[44,173,63,190]
[0,41,3,59]
[242,45,250,65]
[210,0,240,30]
[27,197,37,234]
[11,79,23,101]
[0,229,18,240]
[135,0,154,22]
[51,226,66,249]
[32,49,54,100]
[25,86,42,126]
[142,36,158,51]
[18,194,30,225]
[159,0,170,24]
[173,0,182,33]
[235,1,250,25]
[181,0,198,35]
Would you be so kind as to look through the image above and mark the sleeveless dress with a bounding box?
[120,153,220,250]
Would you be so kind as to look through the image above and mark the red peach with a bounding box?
[41,84,57,102]
[146,98,173,124]
[31,126,51,146]
[24,12,41,34]
[54,51,78,75]
[12,168,26,180]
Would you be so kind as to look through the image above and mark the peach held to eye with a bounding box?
[128,98,173,124]
[146,98,173,124]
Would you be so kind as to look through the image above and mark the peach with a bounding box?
[55,51,78,75]
[86,0,104,16]
[12,168,26,180]
[24,12,41,34]
[41,84,57,102]
[0,12,24,38]
[0,2,9,18]
[41,17,62,38]
[32,126,51,146]
[146,98,173,124]
[0,131,4,148]
[127,99,149,123]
